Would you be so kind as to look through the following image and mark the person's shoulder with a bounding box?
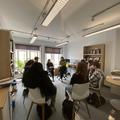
[72,73,78,77]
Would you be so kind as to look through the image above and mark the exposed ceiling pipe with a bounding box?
[92,2,120,21]
[82,23,104,31]
[10,29,63,40]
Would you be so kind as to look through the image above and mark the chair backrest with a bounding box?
[98,75,104,90]
[29,88,45,104]
[71,83,89,100]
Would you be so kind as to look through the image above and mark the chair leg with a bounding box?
[85,101,91,118]
[41,104,45,120]
[72,104,75,120]
[98,91,101,105]
[74,101,80,112]
[23,96,25,104]
[26,102,33,120]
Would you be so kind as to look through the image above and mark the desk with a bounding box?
[106,76,120,111]
[106,76,120,86]
[106,75,120,96]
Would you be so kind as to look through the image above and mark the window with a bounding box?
[45,47,62,69]
[15,44,41,71]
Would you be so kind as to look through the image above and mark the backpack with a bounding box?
[62,98,74,120]
[86,93,106,107]
[36,103,52,120]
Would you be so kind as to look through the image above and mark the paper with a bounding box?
[112,76,120,80]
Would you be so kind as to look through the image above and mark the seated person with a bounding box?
[24,59,34,72]
[34,56,39,63]
[59,56,67,81]
[89,61,104,88]
[65,61,89,96]
[46,59,54,82]
[22,62,57,108]
[22,59,34,98]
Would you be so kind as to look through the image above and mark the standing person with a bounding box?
[89,61,104,88]
[34,56,39,63]
[65,61,89,95]
[59,56,67,82]
[46,59,54,82]
[22,62,57,108]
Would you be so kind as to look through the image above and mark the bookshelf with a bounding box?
[10,39,14,77]
[0,30,14,81]
[83,44,105,71]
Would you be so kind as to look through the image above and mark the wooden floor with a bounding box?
[12,77,120,120]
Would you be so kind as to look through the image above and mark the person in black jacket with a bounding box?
[46,59,54,82]
[22,62,57,107]
[22,59,34,99]
[59,57,67,82]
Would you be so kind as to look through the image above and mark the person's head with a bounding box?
[91,61,100,69]
[81,59,86,64]
[88,60,93,69]
[76,61,87,73]
[31,62,44,73]
[34,56,39,62]
[25,59,34,68]
[48,59,51,62]
[61,56,64,60]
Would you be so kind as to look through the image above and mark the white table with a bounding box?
[106,76,120,96]
[106,76,120,110]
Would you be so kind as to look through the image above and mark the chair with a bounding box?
[67,83,91,118]
[26,88,46,120]
[89,75,104,105]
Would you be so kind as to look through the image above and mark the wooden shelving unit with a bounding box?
[0,30,15,120]
[10,39,14,77]
[0,30,14,81]
[83,44,105,71]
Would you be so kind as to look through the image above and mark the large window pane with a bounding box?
[15,49,41,71]
[45,53,62,69]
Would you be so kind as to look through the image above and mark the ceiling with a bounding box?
[0,0,120,45]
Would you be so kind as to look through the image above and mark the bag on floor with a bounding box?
[86,93,106,107]
[36,103,52,120]
[62,98,74,120]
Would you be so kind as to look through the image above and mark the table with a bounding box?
[106,76,120,96]
[106,75,120,111]
[106,76,120,86]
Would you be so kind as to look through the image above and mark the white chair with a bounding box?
[67,83,91,118]
[89,75,104,104]
[26,88,46,120]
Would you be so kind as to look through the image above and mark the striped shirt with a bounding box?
[89,68,104,88]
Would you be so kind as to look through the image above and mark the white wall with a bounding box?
[66,30,117,75]
[115,29,120,69]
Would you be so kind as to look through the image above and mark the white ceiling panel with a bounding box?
[0,0,120,44]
